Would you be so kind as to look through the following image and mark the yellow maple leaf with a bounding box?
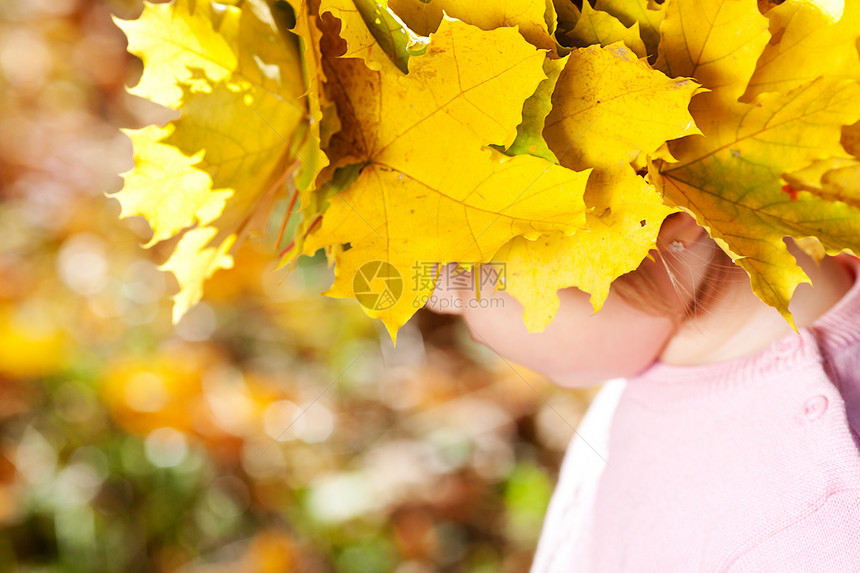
[594,0,665,61]
[744,0,860,100]
[655,0,770,107]
[387,0,557,51]
[784,157,860,210]
[114,0,860,342]
[324,17,551,155]
[494,43,698,330]
[496,165,676,331]
[115,0,308,322]
[114,0,237,109]
[656,78,860,326]
[817,165,860,208]
[161,228,237,320]
[284,0,333,191]
[565,1,647,59]
[303,18,590,340]
[118,125,231,245]
[544,43,701,171]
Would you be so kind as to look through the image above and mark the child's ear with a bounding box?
[657,212,706,252]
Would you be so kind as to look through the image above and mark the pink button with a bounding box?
[803,395,829,421]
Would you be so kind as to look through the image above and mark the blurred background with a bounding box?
[0,0,598,571]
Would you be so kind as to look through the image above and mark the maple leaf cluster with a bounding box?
[114,0,860,340]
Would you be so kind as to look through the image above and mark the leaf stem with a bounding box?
[276,186,300,249]
[279,216,322,258]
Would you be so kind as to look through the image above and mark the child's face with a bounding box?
[456,286,677,387]
[431,214,856,385]
[428,215,708,387]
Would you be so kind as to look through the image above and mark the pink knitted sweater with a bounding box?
[532,259,860,571]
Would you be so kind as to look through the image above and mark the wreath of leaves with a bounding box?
[115,0,860,341]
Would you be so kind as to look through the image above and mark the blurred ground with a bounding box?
[0,1,597,571]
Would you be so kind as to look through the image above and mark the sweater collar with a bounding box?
[624,256,860,402]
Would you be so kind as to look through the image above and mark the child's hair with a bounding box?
[611,216,738,324]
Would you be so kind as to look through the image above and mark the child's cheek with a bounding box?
[460,288,676,388]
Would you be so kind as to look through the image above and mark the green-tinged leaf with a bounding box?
[280,161,366,267]
[545,0,559,35]
[566,1,647,59]
[595,0,664,60]
[657,78,860,325]
[502,56,567,163]
[319,0,428,73]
